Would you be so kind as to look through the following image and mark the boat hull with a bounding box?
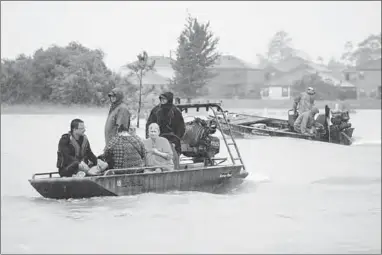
[29,165,247,199]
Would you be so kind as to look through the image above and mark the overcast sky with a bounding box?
[1,1,381,71]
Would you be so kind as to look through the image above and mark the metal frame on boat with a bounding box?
[29,103,249,199]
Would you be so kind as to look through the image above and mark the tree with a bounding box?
[171,14,220,97]
[123,51,156,128]
[267,30,296,63]
[340,33,381,67]
[352,33,381,66]
[341,41,356,67]
[1,41,121,106]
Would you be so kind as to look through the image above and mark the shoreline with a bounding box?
[1,99,381,115]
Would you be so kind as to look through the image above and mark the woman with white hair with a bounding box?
[143,123,174,172]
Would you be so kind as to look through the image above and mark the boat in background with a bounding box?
[29,103,249,199]
[209,105,354,146]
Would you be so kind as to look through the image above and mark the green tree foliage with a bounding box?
[171,14,220,97]
[1,41,130,105]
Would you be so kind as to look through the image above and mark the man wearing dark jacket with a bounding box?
[146,92,185,157]
[57,119,98,177]
[104,87,131,145]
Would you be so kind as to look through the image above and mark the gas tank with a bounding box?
[287,109,298,128]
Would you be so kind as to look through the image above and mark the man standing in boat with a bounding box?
[145,92,185,169]
[56,119,98,177]
[292,87,316,115]
[104,87,131,145]
[293,107,320,136]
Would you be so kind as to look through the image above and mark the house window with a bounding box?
[282,87,289,97]
[262,88,269,97]
[345,73,350,81]
[358,71,365,80]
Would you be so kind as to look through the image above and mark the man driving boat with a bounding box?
[292,87,316,114]
[293,107,320,136]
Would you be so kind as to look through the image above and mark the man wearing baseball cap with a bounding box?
[292,87,316,115]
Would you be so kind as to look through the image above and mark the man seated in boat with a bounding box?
[292,87,316,115]
[145,92,185,169]
[143,123,174,173]
[293,107,321,136]
[102,114,146,170]
[56,119,99,177]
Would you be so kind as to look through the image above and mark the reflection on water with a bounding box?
[1,110,381,253]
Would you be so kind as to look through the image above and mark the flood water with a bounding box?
[1,108,381,253]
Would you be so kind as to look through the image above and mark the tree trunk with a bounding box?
[136,70,143,128]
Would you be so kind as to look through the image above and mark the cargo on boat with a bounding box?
[29,103,249,199]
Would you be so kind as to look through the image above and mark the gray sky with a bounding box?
[1,1,381,71]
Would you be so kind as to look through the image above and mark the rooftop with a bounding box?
[212,55,260,70]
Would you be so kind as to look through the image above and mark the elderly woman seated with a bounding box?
[143,123,174,172]
[103,122,146,170]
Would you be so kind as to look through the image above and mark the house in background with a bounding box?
[119,55,173,90]
[342,58,381,96]
[261,67,317,99]
[261,56,357,99]
[119,62,171,106]
[123,55,266,99]
[207,55,265,98]
[147,56,175,80]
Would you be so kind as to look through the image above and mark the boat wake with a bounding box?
[352,138,381,146]
[246,172,271,183]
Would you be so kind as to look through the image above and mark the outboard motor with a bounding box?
[181,118,220,165]
[326,105,354,145]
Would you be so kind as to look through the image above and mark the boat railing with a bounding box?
[175,102,224,113]
[102,157,229,176]
[176,102,246,174]
[103,166,159,176]
[32,172,60,179]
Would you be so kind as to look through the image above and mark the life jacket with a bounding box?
[56,133,89,168]
[69,134,89,160]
